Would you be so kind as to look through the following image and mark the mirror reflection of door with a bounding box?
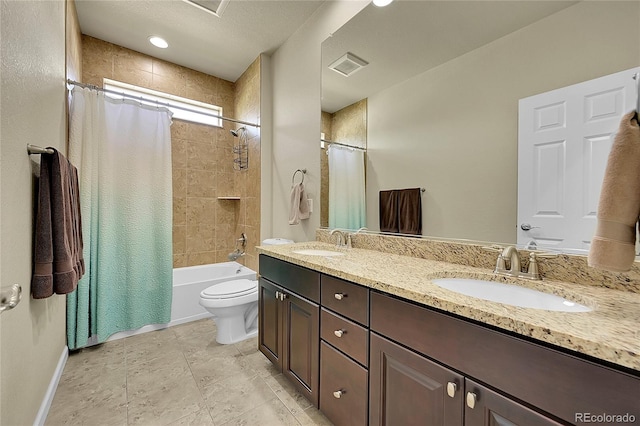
[321,99,367,229]
[518,67,639,254]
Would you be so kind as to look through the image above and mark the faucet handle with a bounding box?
[481,245,504,253]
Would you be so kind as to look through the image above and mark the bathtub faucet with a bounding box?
[228,249,245,261]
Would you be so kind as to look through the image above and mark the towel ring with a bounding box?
[292,169,306,186]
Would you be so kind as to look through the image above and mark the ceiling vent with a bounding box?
[182,0,230,17]
[328,52,369,77]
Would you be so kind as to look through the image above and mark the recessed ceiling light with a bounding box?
[148,36,168,49]
[373,0,393,6]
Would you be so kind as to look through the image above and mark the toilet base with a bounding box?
[211,308,258,344]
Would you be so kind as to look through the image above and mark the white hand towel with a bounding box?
[289,183,310,225]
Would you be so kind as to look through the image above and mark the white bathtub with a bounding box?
[102,262,256,343]
[171,261,257,326]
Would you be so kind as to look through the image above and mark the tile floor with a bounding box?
[46,319,333,426]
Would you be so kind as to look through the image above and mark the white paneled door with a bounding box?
[518,67,639,254]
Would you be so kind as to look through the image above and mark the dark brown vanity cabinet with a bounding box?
[259,256,640,426]
[258,256,320,406]
[319,275,370,426]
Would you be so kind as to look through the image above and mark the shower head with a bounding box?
[230,127,246,137]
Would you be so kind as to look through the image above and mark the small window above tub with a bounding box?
[103,79,223,127]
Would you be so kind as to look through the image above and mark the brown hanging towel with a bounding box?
[398,188,422,235]
[379,190,399,233]
[32,148,84,298]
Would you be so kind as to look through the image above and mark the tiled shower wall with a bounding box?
[82,36,260,270]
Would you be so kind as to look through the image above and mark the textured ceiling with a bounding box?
[75,0,325,83]
[321,1,578,113]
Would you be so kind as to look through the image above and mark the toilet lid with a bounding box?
[201,279,257,300]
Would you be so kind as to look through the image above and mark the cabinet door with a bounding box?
[258,278,283,369]
[283,291,320,407]
[464,379,564,426]
[369,333,464,426]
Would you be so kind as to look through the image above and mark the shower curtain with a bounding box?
[328,145,366,230]
[66,87,173,350]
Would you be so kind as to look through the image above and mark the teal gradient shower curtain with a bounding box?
[328,145,366,230]
[67,87,173,349]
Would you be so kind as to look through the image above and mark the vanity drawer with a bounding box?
[320,341,368,426]
[321,308,368,367]
[321,275,369,325]
[259,255,320,303]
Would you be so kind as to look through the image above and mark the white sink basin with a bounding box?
[432,278,591,312]
[292,249,346,257]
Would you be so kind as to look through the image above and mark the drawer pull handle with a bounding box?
[334,293,345,300]
[333,390,344,399]
[466,392,477,409]
[446,382,457,398]
[334,329,345,338]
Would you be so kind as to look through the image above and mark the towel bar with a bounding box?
[27,144,54,155]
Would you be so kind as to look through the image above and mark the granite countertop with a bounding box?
[257,241,640,372]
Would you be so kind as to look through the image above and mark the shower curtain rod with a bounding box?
[66,80,260,128]
[322,139,366,151]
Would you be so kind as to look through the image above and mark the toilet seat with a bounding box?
[200,279,257,300]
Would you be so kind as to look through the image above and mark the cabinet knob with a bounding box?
[280,293,288,301]
[275,291,280,300]
[333,390,344,399]
[334,329,345,338]
[334,293,345,300]
[466,392,477,409]
[446,382,457,398]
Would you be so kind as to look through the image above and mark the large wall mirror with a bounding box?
[320,0,640,253]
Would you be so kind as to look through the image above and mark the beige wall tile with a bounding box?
[190,123,217,145]
[171,138,188,169]
[186,197,216,226]
[171,120,190,139]
[173,225,187,254]
[186,141,217,171]
[114,49,153,73]
[152,59,187,79]
[173,169,188,197]
[83,57,113,81]
[173,197,187,226]
[152,73,186,98]
[187,252,216,266]
[186,169,216,198]
[112,67,152,88]
[173,254,188,268]
[186,224,215,252]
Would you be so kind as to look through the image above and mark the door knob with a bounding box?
[520,223,540,231]
[334,329,345,338]
[333,390,344,399]
[334,293,345,300]
[446,382,457,398]
[466,392,477,409]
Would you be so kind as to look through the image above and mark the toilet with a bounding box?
[199,238,294,344]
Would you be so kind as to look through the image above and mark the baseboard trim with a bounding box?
[33,345,68,426]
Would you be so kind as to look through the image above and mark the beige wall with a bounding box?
[1,1,68,424]
[82,36,261,269]
[366,1,640,243]
[270,0,369,243]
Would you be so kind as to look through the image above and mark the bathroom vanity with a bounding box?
[257,243,640,426]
